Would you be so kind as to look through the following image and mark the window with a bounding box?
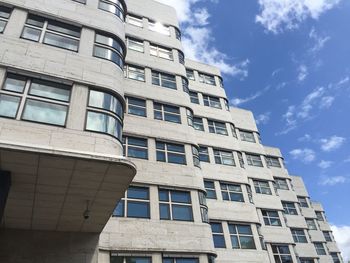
[254,180,272,195]
[21,14,81,52]
[323,231,332,242]
[182,78,189,94]
[208,120,228,135]
[192,146,200,168]
[127,14,143,27]
[238,152,245,168]
[199,146,210,162]
[224,99,229,111]
[154,102,181,123]
[266,156,281,167]
[190,117,204,132]
[291,229,307,243]
[186,69,195,80]
[211,222,226,248]
[86,89,124,141]
[204,180,216,199]
[198,192,209,223]
[127,37,144,52]
[175,27,181,40]
[239,130,256,143]
[159,189,193,221]
[0,73,71,126]
[214,150,235,166]
[314,243,327,255]
[98,0,125,21]
[186,109,193,127]
[150,44,173,60]
[299,259,315,263]
[306,219,317,230]
[275,178,289,190]
[113,186,150,218]
[94,32,124,68]
[315,211,324,221]
[219,78,224,88]
[189,91,199,104]
[221,183,244,202]
[246,185,254,204]
[330,252,341,263]
[262,210,281,226]
[199,73,216,85]
[230,124,237,138]
[152,71,177,89]
[282,202,298,215]
[298,196,309,208]
[163,258,198,263]
[124,64,145,81]
[203,95,221,109]
[246,154,263,167]
[123,136,148,159]
[0,6,12,33]
[229,224,256,249]
[111,257,151,263]
[149,20,170,36]
[271,245,292,263]
[178,51,185,64]
[126,97,146,117]
[156,141,186,165]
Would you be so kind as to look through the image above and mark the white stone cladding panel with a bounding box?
[186,60,221,77]
[238,141,266,155]
[319,255,334,263]
[207,200,260,223]
[3,0,125,40]
[301,208,317,218]
[311,202,324,212]
[318,221,332,231]
[230,108,258,132]
[195,133,239,152]
[100,218,216,254]
[252,194,284,210]
[191,104,233,123]
[245,167,274,181]
[264,146,283,157]
[260,226,294,243]
[215,250,270,263]
[126,0,179,27]
[278,190,299,202]
[284,215,308,228]
[309,230,326,242]
[327,242,341,252]
[290,176,310,197]
[269,167,290,178]
[294,243,319,258]
[189,82,227,98]
[201,165,249,185]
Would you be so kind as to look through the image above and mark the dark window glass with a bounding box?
[94,33,124,68]
[204,180,216,199]
[220,183,244,202]
[210,222,226,248]
[156,141,186,165]
[199,146,210,162]
[159,189,193,221]
[98,0,125,21]
[127,97,146,117]
[262,210,281,226]
[123,136,148,159]
[229,224,256,249]
[189,91,199,104]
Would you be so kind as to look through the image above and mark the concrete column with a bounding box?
[98,250,110,263]
[148,138,156,162]
[79,28,94,56]
[145,67,152,87]
[150,185,159,220]
[145,98,153,120]
[185,144,194,167]
[191,190,201,223]
[214,181,222,201]
[66,84,88,130]
[153,253,162,263]
[88,0,99,8]
[222,221,231,249]
[4,8,27,38]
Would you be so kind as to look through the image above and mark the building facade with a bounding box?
[0,0,343,263]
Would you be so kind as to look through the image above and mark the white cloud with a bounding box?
[298,134,312,142]
[256,112,271,125]
[256,0,342,34]
[318,160,333,169]
[320,136,346,152]
[297,64,308,81]
[230,86,270,106]
[331,225,350,262]
[309,27,331,53]
[319,175,347,186]
[289,148,316,163]
[157,0,249,77]
[319,96,335,108]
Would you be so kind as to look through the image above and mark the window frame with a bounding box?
[282,202,298,215]
[98,0,125,21]
[124,64,145,82]
[253,180,272,195]
[0,6,12,34]
[159,189,193,222]
[204,180,216,199]
[126,37,144,53]
[156,141,187,165]
[298,196,309,208]
[186,69,195,80]
[262,210,282,226]
[314,242,327,255]
[122,136,148,160]
[199,72,216,85]
[126,96,147,117]
[203,95,221,109]
[246,153,263,167]
[150,44,173,60]
[152,71,177,90]
[271,245,293,263]
[228,224,256,249]
[239,130,256,143]
[266,156,282,168]
[291,228,308,243]
[210,222,226,248]
[220,182,244,202]
[127,14,143,27]
[214,149,235,166]
[306,218,317,230]
[189,91,199,104]
[274,178,289,190]
[154,102,181,124]
[208,120,228,136]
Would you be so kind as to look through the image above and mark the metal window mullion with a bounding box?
[16,79,31,120]
[39,21,48,43]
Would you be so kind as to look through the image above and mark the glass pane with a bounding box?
[0,20,6,33]
[96,33,123,54]
[89,90,123,118]
[127,186,149,200]
[172,205,192,221]
[44,32,79,51]
[26,14,45,27]
[240,236,256,249]
[22,99,67,126]
[112,200,124,216]
[86,111,122,140]
[164,113,181,123]
[160,203,170,219]
[156,151,166,162]
[4,74,26,93]
[158,190,169,201]
[171,191,191,203]
[176,259,198,263]
[47,20,80,38]
[0,94,20,118]
[213,235,226,248]
[0,6,12,19]
[231,236,239,248]
[237,225,252,234]
[167,143,184,153]
[211,223,223,233]
[128,147,148,159]
[127,201,149,218]
[128,105,146,116]
[168,153,186,164]
[22,27,41,42]
[126,257,151,263]
[30,79,70,102]
[94,46,123,67]
[230,193,244,202]
[128,137,147,147]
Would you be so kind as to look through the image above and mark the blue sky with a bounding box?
[158,0,350,259]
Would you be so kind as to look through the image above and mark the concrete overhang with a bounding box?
[0,142,136,233]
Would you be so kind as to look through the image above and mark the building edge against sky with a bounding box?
[0,0,344,263]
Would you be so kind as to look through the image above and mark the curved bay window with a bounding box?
[86,89,124,141]
[199,191,209,223]
[98,0,125,21]
[94,32,125,68]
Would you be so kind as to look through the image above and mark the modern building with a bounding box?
[0,0,343,263]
